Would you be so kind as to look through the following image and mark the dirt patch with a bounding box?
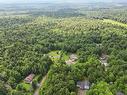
[77,88,86,95]
[65,54,78,65]
[100,53,108,67]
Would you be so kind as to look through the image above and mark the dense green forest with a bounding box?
[0,3,127,95]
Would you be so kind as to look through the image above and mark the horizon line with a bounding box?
[0,1,126,4]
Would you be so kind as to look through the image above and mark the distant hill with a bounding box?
[0,0,127,4]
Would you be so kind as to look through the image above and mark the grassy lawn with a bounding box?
[11,89,33,95]
[19,82,32,92]
[103,19,127,28]
[62,52,69,61]
[34,75,40,80]
[48,50,69,63]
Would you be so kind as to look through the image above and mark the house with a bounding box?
[109,82,113,84]
[77,80,90,90]
[24,74,35,84]
[116,92,124,95]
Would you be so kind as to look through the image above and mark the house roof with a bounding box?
[77,80,90,89]
[116,92,124,95]
[24,74,35,83]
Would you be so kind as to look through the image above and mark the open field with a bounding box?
[48,50,69,63]
[17,82,32,92]
[103,19,127,28]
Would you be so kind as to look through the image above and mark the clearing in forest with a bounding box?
[16,82,32,92]
[77,89,87,95]
[48,50,69,63]
[99,53,108,67]
[103,19,127,28]
[65,54,78,65]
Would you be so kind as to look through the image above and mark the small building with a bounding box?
[116,92,124,95]
[24,74,35,84]
[109,82,113,84]
[77,80,90,90]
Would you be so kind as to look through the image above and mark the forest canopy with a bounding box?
[0,2,127,95]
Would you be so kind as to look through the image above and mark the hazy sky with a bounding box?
[0,0,126,3]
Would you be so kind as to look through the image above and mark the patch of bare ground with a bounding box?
[65,54,78,65]
[77,88,86,95]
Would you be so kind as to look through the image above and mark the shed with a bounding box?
[116,92,124,95]
[24,74,35,84]
[77,80,90,90]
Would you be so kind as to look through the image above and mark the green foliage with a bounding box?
[87,81,113,95]
[0,81,8,95]
[0,3,126,95]
[40,64,76,95]
[16,83,32,92]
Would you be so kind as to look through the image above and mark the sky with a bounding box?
[0,0,126,3]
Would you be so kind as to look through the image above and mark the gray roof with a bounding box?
[77,80,90,89]
[116,92,124,95]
